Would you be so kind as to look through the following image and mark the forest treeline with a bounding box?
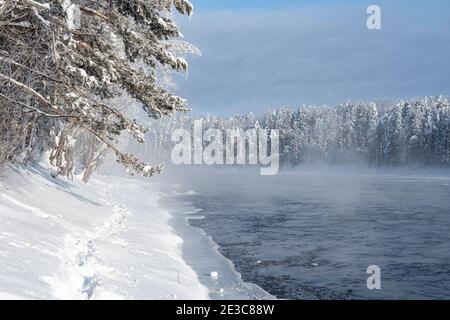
[147,96,450,167]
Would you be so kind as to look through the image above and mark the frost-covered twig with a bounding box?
[0,93,71,118]
[79,5,108,21]
[22,0,50,11]
[0,55,62,82]
[31,6,50,26]
[0,72,58,110]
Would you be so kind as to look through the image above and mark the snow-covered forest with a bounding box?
[147,96,450,168]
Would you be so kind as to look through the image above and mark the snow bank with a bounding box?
[0,165,209,300]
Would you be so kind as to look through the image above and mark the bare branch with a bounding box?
[0,55,62,83]
[31,6,50,27]
[0,72,58,110]
[22,0,50,11]
[0,93,73,118]
[80,6,109,21]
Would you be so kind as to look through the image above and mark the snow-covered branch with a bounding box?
[22,0,50,11]
[0,0,196,180]
[31,6,49,26]
[0,72,58,110]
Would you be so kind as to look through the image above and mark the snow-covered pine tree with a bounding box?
[0,0,193,178]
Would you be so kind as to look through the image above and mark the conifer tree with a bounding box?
[0,0,194,179]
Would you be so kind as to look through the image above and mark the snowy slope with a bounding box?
[0,165,209,300]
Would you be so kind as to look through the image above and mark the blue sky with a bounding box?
[174,0,450,115]
[192,0,362,10]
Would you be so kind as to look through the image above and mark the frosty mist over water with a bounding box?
[158,167,450,300]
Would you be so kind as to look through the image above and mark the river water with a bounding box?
[158,167,450,299]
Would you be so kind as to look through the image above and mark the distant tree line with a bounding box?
[147,96,450,167]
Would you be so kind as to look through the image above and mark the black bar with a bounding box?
[0,300,447,318]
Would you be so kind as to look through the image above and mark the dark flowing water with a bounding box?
[165,168,450,299]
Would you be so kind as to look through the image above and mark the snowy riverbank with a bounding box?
[0,165,211,299]
[0,165,273,300]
